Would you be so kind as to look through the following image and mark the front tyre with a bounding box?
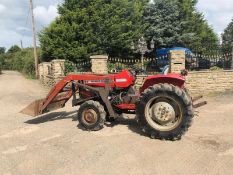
[136,84,193,140]
[78,100,106,131]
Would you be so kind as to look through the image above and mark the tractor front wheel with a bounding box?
[136,84,193,140]
[78,100,106,131]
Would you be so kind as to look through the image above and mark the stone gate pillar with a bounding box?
[38,62,51,81]
[51,59,65,77]
[38,63,43,80]
[39,62,51,85]
[90,55,108,74]
[51,59,65,85]
[169,50,186,73]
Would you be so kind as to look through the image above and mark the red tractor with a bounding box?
[21,69,206,140]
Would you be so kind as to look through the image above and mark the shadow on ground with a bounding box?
[25,110,78,124]
[105,117,147,137]
[25,111,146,136]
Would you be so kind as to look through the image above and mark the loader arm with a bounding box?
[21,74,115,117]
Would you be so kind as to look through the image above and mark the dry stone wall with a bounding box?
[135,75,147,90]
[185,70,233,95]
[38,59,65,87]
[135,71,233,95]
[38,55,233,96]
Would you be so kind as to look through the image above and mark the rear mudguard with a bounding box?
[140,73,185,94]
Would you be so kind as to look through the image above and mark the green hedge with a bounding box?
[0,48,37,78]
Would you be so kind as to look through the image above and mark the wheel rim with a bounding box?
[81,108,98,126]
[145,96,183,131]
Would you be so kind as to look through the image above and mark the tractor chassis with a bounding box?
[71,78,118,119]
[20,70,207,140]
[21,76,206,118]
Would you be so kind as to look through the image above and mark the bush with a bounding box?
[108,61,143,73]
[64,60,75,75]
[0,53,6,73]
[0,57,2,74]
[210,66,223,71]
[0,47,37,78]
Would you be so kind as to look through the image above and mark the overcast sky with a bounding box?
[0,0,232,49]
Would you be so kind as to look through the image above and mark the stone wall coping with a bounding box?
[51,59,65,62]
[39,62,51,65]
[45,75,65,78]
[188,70,233,74]
[90,55,108,59]
[136,70,233,77]
[45,75,53,78]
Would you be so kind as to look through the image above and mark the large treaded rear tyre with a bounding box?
[136,83,193,140]
[78,100,106,131]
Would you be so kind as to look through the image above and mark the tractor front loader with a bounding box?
[21,70,206,140]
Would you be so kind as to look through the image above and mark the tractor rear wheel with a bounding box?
[78,100,106,131]
[136,83,193,140]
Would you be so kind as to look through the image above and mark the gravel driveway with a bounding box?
[0,71,233,175]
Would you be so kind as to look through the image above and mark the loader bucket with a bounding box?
[20,99,45,117]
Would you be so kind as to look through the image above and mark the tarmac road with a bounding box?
[0,71,233,175]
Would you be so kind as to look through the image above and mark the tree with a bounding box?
[40,0,219,61]
[0,47,5,54]
[39,0,147,62]
[222,18,233,52]
[144,0,183,48]
[176,0,219,50]
[144,0,219,51]
[7,45,21,54]
[0,48,35,77]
